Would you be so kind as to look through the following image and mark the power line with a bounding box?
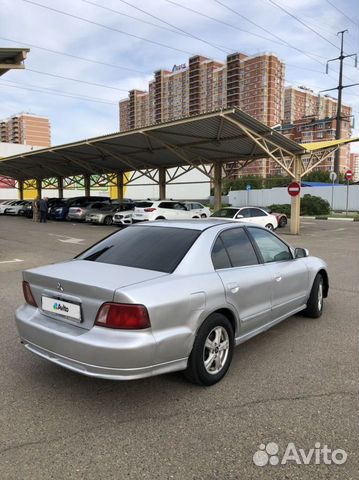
[324,0,359,27]
[213,0,328,65]
[0,36,150,75]
[26,68,130,92]
[20,0,194,55]
[1,79,118,105]
[164,0,292,49]
[266,0,340,50]
[81,0,230,54]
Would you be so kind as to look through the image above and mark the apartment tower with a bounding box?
[0,113,51,147]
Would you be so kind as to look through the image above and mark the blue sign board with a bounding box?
[246,184,252,191]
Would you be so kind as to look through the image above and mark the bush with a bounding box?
[268,195,330,217]
[268,203,291,217]
[300,194,330,216]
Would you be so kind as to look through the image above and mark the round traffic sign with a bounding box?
[246,184,252,191]
[287,181,301,197]
[329,171,337,182]
[345,169,353,181]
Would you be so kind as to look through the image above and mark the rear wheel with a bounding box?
[104,216,112,225]
[155,216,165,220]
[184,313,234,386]
[303,274,324,318]
[279,216,287,227]
[265,223,274,230]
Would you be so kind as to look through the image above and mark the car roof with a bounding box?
[131,219,252,231]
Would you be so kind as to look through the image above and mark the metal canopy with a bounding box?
[0,48,30,76]
[0,108,306,181]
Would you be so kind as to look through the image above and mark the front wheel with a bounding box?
[184,313,234,386]
[200,214,207,218]
[302,274,324,318]
[104,216,112,225]
[265,223,274,230]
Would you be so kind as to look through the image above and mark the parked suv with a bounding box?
[132,200,203,222]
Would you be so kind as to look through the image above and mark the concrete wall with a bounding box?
[229,185,359,211]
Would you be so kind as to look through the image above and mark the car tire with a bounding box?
[200,214,207,218]
[155,216,165,220]
[104,216,113,225]
[279,216,287,227]
[302,274,324,318]
[184,313,234,386]
[265,223,274,230]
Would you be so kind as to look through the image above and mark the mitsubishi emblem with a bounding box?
[57,282,64,292]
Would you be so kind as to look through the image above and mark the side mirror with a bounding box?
[236,214,244,219]
[294,247,309,258]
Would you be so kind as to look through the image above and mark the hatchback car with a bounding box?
[68,201,110,221]
[85,203,125,225]
[132,200,202,222]
[4,200,30,215]
[15,220,328,386]
[211,206,278,230]
[184,202,211,218]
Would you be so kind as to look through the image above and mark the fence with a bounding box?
[228,185,359,211]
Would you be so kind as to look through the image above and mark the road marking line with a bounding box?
[48,233,85,243]
[0,258,24,264]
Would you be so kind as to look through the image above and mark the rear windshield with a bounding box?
[76,226,201,273]
[135,202,153,208]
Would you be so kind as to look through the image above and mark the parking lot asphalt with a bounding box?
[0,216,358,480]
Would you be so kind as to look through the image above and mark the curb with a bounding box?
[301,216,356,222]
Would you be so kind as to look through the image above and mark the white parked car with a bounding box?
[184,202,211,218]
[112,204,136,225]
[132,200,203,222]
[3,200,30,215]
[0,200,20,214]
[211,206,278,230]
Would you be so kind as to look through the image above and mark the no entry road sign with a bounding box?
[287,182,301,197]
[345,170,353,181]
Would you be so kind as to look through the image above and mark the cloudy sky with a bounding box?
[1,0,358,151]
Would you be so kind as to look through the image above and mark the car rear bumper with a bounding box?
[15,304,187,380]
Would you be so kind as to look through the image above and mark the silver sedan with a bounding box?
[15,220,329,386]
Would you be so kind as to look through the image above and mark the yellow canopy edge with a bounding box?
[300,137,359,151]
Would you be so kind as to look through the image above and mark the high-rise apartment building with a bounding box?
[284,86,347,124]
[0,113,51,147]
[119,51,285,132]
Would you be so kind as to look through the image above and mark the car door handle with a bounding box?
[275,276,282,282]
[227,282,240,293]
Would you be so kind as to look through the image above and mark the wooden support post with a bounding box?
[36,179,41,199]
[158,168,166,200]
[213,162,222,211]
[18,180,24,200]
[58,176,64,198]
[84,175,91,197]
[116,173,124,201]
[290,155,302,235]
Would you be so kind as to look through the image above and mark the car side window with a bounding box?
[174,203,187,210]
[250,208,265,217]
[219,228,259,267]
[239,208,251,218]
[158,202,173,209]
[211,237,232,270]
[248,227,292,263]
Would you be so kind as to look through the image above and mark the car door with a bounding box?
[173,202,191,219]
[247,227,309,319]
[212,227,273,338]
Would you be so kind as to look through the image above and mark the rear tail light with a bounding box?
[95,303,151,329]
[22,281,37,307]
[144,207,156,212]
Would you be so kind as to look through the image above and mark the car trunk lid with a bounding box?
[24,260,167,330]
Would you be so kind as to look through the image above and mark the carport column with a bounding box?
[36,179,41,199]
[158,167,166,200]
[290,155,302,235]
[116,173,124,201]
[213,162,222,211]
[18,180,24,200]
[84,174,91,197]
[57,176,64,198]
